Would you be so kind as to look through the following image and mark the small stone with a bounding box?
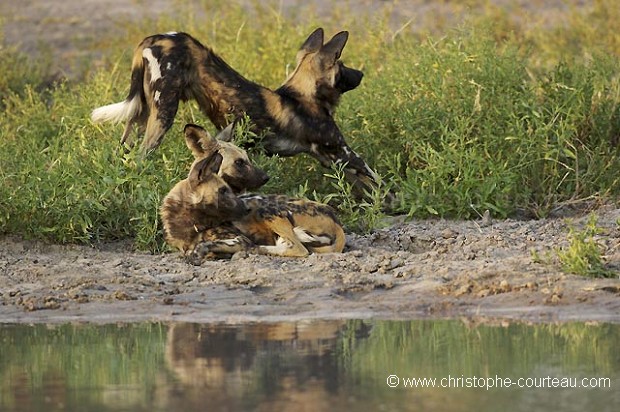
[388,258,404,270]
[499,280,511,292]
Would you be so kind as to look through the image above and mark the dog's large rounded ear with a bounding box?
[320,31,349,63]
[300,28,324,54]
[189,151,224,188]
[185,124,219,157]
[216,123,235,142]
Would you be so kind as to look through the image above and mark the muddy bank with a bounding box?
[1,207,619,324]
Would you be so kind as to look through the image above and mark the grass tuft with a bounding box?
[556,214,615,278]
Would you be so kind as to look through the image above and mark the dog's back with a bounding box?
[92,32,266,152]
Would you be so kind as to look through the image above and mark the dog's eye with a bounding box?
[234,159,246,167]
[218,186,230,195]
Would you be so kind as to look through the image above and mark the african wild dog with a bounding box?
[160,147,249,255]
[91,28,381,195]
[161,124,345,261]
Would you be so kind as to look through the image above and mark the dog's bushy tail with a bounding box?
[91,46,146,125]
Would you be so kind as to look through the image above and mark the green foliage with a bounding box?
[0,80,190,251]
[346,320,620,380]
[1,2,620,250]
[317,162,389,234]
[556,214,615,278]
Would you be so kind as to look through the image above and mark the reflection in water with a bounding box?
[0,320,618,412]
[165,321,370,411]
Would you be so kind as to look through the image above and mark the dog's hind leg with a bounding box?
[255,217,310,257]
[120,121,134,147]
[293,227,345,254]
[140,45,186,154]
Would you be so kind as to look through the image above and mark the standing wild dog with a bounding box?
[91,28,381,195]
[161,124,345,261]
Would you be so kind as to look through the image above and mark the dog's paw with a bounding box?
[186,252,204,266]
[187,242,214,265]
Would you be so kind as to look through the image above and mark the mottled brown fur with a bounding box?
[183,124,269,194]
[188,193,346,263]
[160,124,267,254]
[160,151,248,254]
[161,125,345,263]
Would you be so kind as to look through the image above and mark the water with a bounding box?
[0,320,618,411]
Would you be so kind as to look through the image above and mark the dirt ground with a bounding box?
[1,207,619,324]
[1,0,619,324]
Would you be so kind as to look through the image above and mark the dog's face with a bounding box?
[184,124,269,193]
[288,28,363,106]
[187,151,248,220]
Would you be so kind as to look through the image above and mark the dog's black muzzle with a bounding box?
[336,64,363,94]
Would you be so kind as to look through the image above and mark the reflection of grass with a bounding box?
[345,320,620,388]
[1,1,620,250]
[0,323,167,411]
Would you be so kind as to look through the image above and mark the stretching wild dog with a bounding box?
[161,124,345,261]
[91,28,381,195]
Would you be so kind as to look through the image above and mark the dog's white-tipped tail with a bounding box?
[91,96,142,124]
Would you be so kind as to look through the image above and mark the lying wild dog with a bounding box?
[91,27,381,195]
[160,123,267,253]
[160,148,249,255]
[161,124,345,261]
[189,192,346,262]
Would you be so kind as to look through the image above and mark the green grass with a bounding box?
[556,214,615,278]
[1,1,620,251]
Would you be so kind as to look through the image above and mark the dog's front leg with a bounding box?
[310,142,390,198]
